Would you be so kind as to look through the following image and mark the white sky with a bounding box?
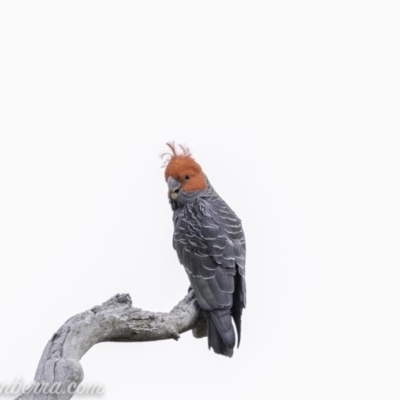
[0,1,399,399]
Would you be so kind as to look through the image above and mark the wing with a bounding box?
[173,197,246,311]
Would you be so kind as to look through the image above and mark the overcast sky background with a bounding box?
[0,1,399,399]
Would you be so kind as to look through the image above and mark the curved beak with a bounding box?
[167,176,181,199]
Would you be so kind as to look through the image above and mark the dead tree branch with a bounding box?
[16,290,205,400]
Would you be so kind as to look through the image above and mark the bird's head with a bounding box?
[162,142,208,207]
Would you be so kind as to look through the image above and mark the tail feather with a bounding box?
[207,309,235,357]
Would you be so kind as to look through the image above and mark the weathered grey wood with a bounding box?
[16,290,205,400]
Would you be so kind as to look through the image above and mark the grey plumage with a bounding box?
[170,181,246,357]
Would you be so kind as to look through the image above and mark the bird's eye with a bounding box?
[184,175,190,180]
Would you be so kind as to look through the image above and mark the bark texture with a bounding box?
[16,290,205,400]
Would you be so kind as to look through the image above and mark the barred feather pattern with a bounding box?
[171,181,246,357]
